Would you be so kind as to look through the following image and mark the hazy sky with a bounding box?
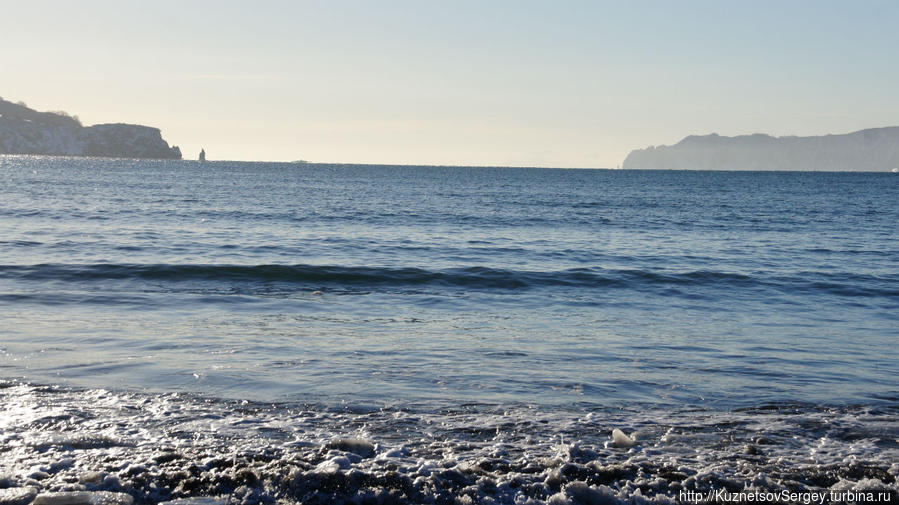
[3,0,897,167]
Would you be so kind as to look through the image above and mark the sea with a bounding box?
[1,156,897,504]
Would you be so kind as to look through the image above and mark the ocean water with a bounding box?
[1,156,897,503]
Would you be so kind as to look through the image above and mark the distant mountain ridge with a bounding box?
[622,127,899,171]
[0,98,181,159]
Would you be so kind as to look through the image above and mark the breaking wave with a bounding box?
[2,263,897,298]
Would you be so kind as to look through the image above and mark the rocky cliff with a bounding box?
[0,98,181,159]
[622,127,899,171]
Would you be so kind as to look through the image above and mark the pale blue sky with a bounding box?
[2,1,897,167]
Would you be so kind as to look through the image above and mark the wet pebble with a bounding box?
[77,474,103,486]
[744,444,762,455]
[0,487,38,505]
[157,499,229,505]
[153,453,183,465]
[326,438,375,458]
[47,461,74,474]
[32,492,132,505]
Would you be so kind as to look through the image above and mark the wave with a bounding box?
[1,263,897,297]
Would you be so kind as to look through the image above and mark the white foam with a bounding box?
[610,428,636,448]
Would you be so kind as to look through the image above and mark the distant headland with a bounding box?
[623,127,899,171]
[0,98,181,159]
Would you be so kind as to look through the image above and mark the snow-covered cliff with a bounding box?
[0,98,181,159]
[622,127,899,171]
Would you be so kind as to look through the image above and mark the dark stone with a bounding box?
[585,463,637,486]
[744,444,762,455]
[435,469,469,487]
[657,467,689,482]
[232,469,258,486]
[153,453,183,465]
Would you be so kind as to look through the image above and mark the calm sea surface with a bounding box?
[1,156,897,502]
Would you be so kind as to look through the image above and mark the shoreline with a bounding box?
[2,381,896,504]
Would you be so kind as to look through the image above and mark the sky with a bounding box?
[2,0,898,168]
